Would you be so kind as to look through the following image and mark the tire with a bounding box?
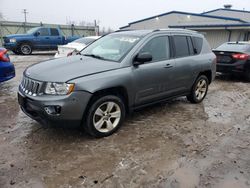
[244,68,250,82]
[19,43,32,55]
[84,95,126,138]
[187,75,209,103]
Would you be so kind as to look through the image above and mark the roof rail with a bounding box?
[115,29,134,32]
[153,28,198,33]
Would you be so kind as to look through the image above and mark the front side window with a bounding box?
[37,28,49,36]
[81,34,141,62]
[173,35,189,58]
[140,36,170,62]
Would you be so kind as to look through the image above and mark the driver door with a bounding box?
[33,28,51,49]
[132,35,176,106]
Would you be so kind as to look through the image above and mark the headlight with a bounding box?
[45,82,74,95]
[9,38,16,43]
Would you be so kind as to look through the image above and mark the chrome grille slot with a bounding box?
[20,76,43,96]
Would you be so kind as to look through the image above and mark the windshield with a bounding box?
[81,34,141,62]
[216,43,250,52]
[26,27,38,34]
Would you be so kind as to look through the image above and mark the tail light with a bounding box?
[232,53,249,60]
[0,49,10,62]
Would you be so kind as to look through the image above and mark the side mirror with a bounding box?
[34,31,40,37]
[133,52,152,66]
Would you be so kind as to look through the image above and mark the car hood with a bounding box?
[5,34,31,38]
[25,55,121,82]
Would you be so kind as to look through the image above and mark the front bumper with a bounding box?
[3,42,17,51]
[0,62,15,82]
[18,88,92,126]
[216,61,245,73]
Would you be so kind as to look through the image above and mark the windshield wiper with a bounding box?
[83,54,104,60]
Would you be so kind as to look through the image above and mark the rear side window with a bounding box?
[173,36,189,58]
[192,37,203,54]
[50,28,59,36]
[140,36,170,62]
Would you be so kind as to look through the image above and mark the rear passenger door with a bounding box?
[133,35,176,105]
[171,35,198,92]
[49,28,64,48]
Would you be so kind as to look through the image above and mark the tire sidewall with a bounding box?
[19,43,32,55]
[85,95,126,138]
[191,75,209,103]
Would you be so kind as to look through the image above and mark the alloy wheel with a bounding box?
[93,101,121,133]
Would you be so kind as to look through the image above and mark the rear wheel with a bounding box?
[84,95,126,138]
[19,43,32,55]
[187,75,209,103]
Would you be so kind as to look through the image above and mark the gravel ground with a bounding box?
[0,53,250,188]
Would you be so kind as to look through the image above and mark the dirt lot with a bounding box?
[0,53,250,188]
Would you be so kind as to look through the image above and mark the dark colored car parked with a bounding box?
[213,41,250,81]
[0,48,15,82]
[18,29,216,137]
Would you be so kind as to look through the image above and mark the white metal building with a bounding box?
[120,7,250,48]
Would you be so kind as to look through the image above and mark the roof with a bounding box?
[114,29,154,36]
[202,8,250,15]
[169,23,250,29]
[120,10,247,29]
[116,28,200,35]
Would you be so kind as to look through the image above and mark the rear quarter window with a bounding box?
[192,37,203,54]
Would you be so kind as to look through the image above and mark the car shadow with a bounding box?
[216,73,248,83]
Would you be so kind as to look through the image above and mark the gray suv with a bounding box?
[18,29,216,137]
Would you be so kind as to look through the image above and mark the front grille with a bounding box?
[3,37,9,43]
[20,76,43,96]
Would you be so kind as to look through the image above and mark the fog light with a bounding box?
[44,106,61,115]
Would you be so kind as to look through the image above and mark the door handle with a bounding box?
[164,64,173,68]
[45,37,50,39]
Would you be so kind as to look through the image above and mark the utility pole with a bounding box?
[22,9,28,32]
[94,20,99,36]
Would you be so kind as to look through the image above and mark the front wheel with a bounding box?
[187,75,209,103]
[19,43,32,55]
[84,95,126,138]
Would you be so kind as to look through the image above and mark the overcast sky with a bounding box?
[0,0,249,29]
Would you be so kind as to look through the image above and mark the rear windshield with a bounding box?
[74,38,96,45]
[216,43,250,52]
